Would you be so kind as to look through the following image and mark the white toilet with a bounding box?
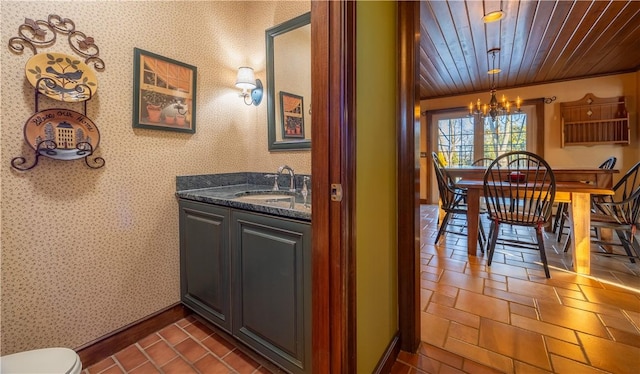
[0,347,82,374]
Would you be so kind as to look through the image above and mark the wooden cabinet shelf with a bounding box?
[561,93,630,147]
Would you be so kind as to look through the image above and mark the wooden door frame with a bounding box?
[312,1,420,371]
[397,0,421,354]
[311,1,356,373]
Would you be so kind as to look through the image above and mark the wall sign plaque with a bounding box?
[23,108,100,161]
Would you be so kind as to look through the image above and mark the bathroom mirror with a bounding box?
[266,12,311,151]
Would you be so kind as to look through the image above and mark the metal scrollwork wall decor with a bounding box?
[8,14,106,171]
[8,14,105,70]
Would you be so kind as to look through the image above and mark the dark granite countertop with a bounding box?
[176,173,311,222]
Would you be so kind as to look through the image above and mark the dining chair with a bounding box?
[554,156,617,241]
[483,151,556,278]
[591,185,640,261]
[432,152,485,251]
[564,161,640,261]
[599,156,618,170]
[471,158,493,166]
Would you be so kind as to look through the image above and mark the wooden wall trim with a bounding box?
[372,332,400,374]
[397,0,421,353]
[534,98,545,157]
[425,111,437,204]
[76,303,190,369]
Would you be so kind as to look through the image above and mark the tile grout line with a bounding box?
[136,320,207,374]
[156,323,192,373]
[173,320,239,374]
[140,333,172,373]
[109,354,130,374]
[132,341,160,373]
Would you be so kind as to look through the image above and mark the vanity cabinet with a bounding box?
[178,199,311,374]
[231,210,311,374]
[179,200,231,332]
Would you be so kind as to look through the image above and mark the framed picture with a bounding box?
[279,91,305,139]
[132,48,197,133]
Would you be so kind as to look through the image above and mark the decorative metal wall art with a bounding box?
[8,14,105,70]
[8,15,105,171]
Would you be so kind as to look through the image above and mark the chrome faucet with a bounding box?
[301,176,310,208]
[277,165,296,192]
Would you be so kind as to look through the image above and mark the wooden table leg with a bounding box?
[466,188,480,256]
[569,192,591,274]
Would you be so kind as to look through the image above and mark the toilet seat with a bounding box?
[0,347,82,374]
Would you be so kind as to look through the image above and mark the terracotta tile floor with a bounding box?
[86,204,639,374]
[83,316,278,374]
[393,205,640,374]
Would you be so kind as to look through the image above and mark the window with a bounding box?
[437,115,475,166]
[434,106,537,166]
[426,102,543,203]
[482,112,527,159]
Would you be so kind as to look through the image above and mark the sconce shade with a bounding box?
[236,67,256,90]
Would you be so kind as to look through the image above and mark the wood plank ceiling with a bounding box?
[419,0,640,100]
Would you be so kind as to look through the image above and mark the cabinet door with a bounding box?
[179,199,231,332]
[231,211,311,374]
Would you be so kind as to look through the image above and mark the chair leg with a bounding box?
[616,229,637,264]
[477,218,487,253]
[563,232,571,253]
[556,203,568,242]
[487,221,500,266]
[552,202,565,233]
[434,211,451,244]
[536,227,551,278]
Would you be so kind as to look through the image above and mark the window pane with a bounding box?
[437,116,475,166]
[483,113,527,159]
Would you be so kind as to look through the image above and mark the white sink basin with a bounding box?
[233,190,310,210]
[234,194,294,202]
[234,190,295,201]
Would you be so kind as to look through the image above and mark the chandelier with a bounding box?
[469,48,522,122]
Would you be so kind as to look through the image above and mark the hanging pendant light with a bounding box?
[469,48,521,122]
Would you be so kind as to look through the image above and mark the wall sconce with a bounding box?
[235,67,263,106]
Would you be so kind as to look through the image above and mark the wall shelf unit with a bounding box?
[560,93,629,147]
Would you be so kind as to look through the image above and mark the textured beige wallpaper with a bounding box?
[1,0,310,355]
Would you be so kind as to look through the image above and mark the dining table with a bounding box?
[444,166,618,275]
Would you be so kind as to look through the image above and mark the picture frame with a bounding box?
[132,48,197,133]
[279,91,305,139]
